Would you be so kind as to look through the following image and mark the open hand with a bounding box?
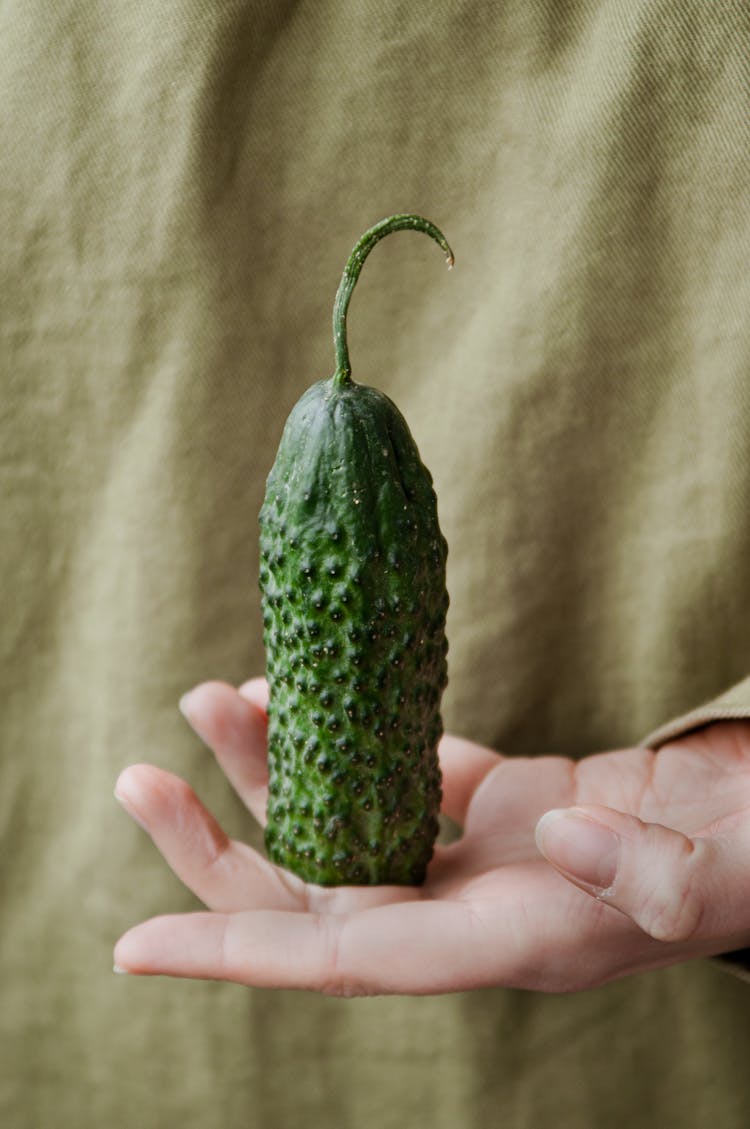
[114,680,750,994]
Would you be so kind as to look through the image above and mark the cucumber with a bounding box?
[259,214,453,885]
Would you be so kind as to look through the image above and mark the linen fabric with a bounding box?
[2,2,750,1127]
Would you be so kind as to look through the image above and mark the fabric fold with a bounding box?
[642,676,750,750]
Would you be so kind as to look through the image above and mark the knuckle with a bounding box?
[316,916,373,998]
[644,838,706,944]
[320,977,371,998]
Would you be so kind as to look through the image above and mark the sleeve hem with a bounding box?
[641,704,750,750]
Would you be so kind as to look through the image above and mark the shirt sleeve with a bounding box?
[642,676,750,981]
[642,676,750,750]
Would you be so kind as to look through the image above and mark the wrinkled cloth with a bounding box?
[2,2,750,1127]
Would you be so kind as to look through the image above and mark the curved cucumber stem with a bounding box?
[332,214,454,387]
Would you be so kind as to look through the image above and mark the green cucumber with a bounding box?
[259,214,453,885]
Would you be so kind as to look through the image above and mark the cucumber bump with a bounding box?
[259,214,453,885]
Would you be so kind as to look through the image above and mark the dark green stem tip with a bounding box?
[332,214,454,387]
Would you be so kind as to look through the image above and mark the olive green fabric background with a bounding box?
[2,2,750,1127]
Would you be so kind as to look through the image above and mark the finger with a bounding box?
[437,734,500,825]
[534,803,747,945]
[179,681,269,825]
[238,677,269,712]
[114,764,302,913]
[113,899,491,995]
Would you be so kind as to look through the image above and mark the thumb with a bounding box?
[535,804,719,943]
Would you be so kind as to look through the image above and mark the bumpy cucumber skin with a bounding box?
[259,375,448,886]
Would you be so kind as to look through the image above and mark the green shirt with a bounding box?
[3,2,750,1126]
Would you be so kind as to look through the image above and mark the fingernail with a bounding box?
[113,964,129,975]
[536,808,619,893]
[114,788,149,833]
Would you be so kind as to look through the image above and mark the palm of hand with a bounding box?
[114,680,750,994]
[433,719,750,990]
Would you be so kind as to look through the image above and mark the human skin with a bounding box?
[113,679,750,995]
